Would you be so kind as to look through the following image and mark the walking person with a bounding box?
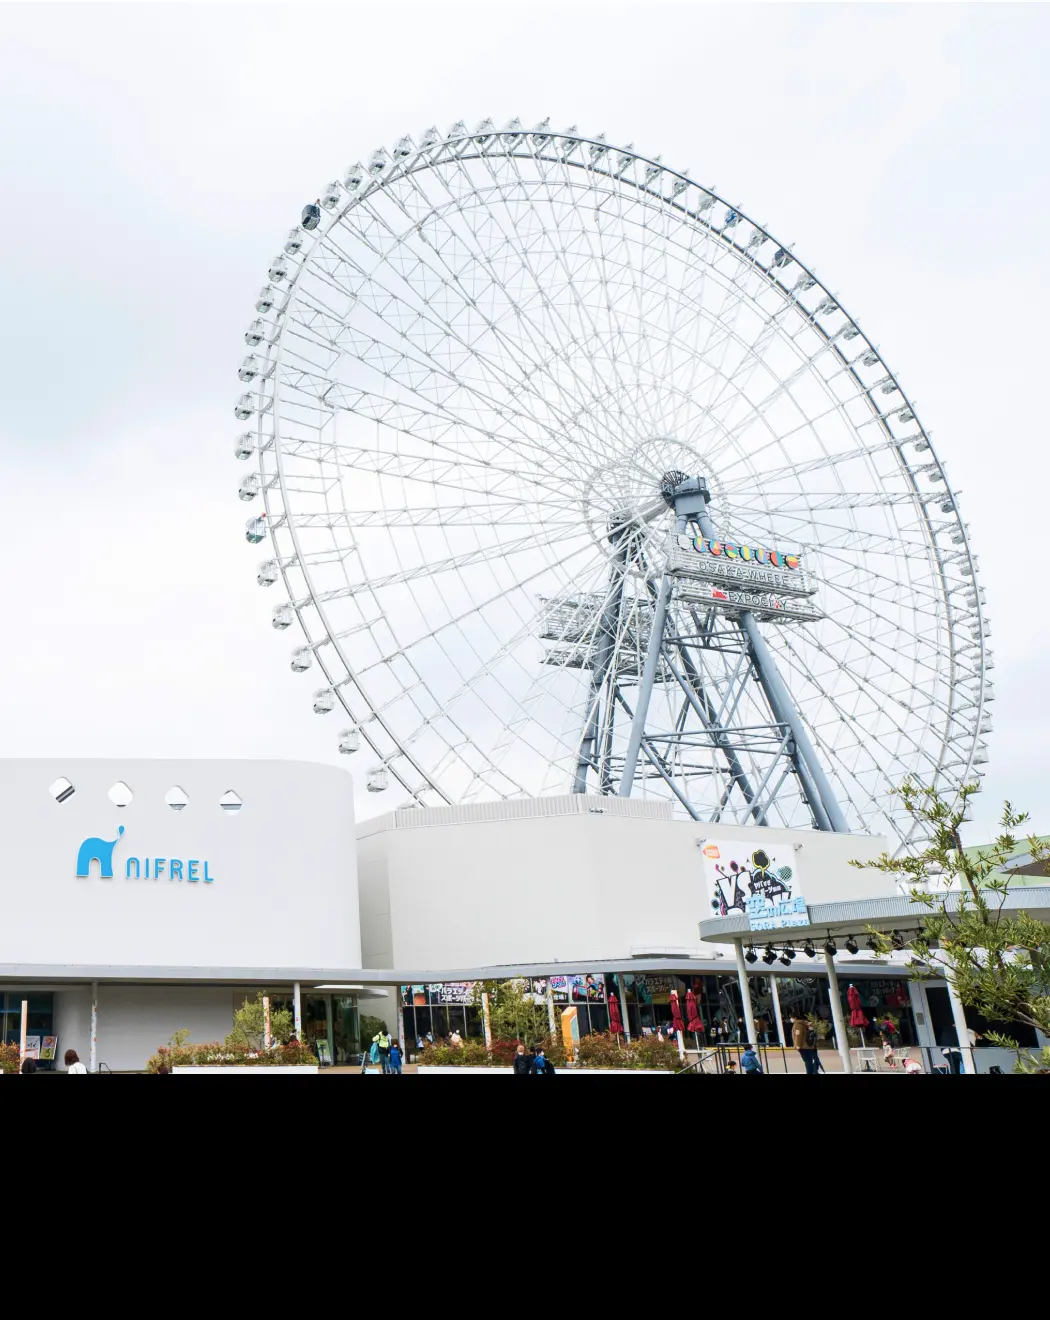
[791,1015,818,1075]
[513,1044,531,1075]
[388,1040,403,1075]
[741,1043,763,1074]
[531,1047,555,1075]
[64,1049,87,1074]
[372,1027,392,1074]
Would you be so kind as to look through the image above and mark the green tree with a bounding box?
[226,994,293,1051]
[853,782,1050,1059]
[360,1014,388,1047]
[472,979,552,1049]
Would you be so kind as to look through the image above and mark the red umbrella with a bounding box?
[670,989,686,1036]
[685,987,704,1056]
[608,992,624,1036]
[847,984,870,1029]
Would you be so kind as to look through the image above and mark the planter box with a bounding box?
[172,1065,318,1075]
[416,1066,672,1075]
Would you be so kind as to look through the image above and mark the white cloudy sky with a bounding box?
[0,1,1046,840]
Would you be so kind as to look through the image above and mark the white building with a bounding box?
[1,758,363,1071]
[4,758,1044,1075]
[357,794,893,969]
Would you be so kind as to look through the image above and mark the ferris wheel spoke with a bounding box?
[773,628,949,794]
[380,165,629,473]
[311,216,613,479]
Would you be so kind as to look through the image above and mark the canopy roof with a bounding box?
[697,885,1050,946]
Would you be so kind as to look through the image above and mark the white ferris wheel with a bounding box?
[234,118,991,852]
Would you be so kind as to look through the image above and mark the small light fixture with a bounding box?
[866,935,880,952]
[891,929,905,950]
[762,945,777,966]
[778,950,792,967]
[744,946,758,964]
[803,939,816,959]
[824,937,837,956]
[783,944,797,962]
[845,935,859,955]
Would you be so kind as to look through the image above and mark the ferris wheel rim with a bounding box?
[238,120,989,840]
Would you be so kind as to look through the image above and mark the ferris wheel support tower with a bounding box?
[614,475,849,833]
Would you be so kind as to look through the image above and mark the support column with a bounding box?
[574,531,631,793]
[545,981,556,1035]
[694,493,849,834]
[619,572,672,797]
[293,982,302,1041]
[326,995,335,1067]
[823,952,853,1074]
[616,974,631,1043]
[769,974,786,1053]
[481,991,493,1050]
[733,940,759,1046]
[19,999,28,1064]
[946,976,976,1074]
[89,981,98,1074]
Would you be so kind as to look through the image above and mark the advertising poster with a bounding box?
[39,1035,58,1062]
[434,982,475,1005]
[401,986,428,1006]
[547,975,571,1003]
[626,974,676,1006]
[570,973,606,1003]
[701,838,808,930]
[23,1035,41,1060]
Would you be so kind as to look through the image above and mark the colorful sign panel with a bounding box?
[689,538,800,570]
[701,838,809,930]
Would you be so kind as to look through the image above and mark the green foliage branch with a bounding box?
[851,781,1050,1058]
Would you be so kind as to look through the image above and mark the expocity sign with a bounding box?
[75,826,216,883]
[668,534,821,621]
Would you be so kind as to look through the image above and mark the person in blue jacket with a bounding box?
[388,1040,403,1075]
[741,1044,764,1074]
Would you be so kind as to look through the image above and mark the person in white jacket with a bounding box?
[64,1049,87,1074]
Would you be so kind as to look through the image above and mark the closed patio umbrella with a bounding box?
[685,988,704,1054]
[847,983,870,1049]
[669,989,686,1062]
[609,992,624,1036]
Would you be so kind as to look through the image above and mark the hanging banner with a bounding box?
[701,839,808,930]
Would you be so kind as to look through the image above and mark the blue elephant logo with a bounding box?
[76,826,125,879]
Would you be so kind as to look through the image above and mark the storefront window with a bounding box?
[332,997,358,1062]
[1,992,56,1068]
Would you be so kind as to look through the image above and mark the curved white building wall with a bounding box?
[358,797,894,970]
[1,759,360,968]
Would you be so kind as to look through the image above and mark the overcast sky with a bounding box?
[0,2,1046,840]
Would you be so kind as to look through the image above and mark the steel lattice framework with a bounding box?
[233,118,991,852]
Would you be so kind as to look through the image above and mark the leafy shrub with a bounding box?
[417,1031,678,1070]
[360,1015,388,1049]
[228,994,294,1050]
[146,1037,318,1071]
[0,1043,21,1074]
[417,1039,491,1067]
[576,1031,682,1071]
